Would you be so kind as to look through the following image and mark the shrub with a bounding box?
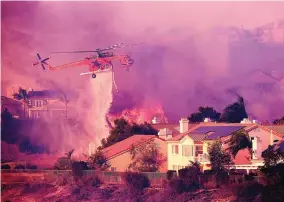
[122,172,150,190]
[14,164,25,169]
[215,171,229,187]
[168,177,199,194]
[55,175,68,186]
[1,164,11,169]
[262,184,284,202]
[26,164,37,169]
[84,175,102,188]
[168,178,184,194]
[238,178,243,184]
[244,174,254,182]
[166,170,177,180]
[72,161,88,182]
[232,182,264,201]
[54,157,72,170]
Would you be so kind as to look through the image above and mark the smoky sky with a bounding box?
[2,1,284,122]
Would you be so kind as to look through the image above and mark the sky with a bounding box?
[2,1,284,122]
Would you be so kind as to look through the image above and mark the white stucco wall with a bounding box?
[248,127,281,157]
[167,136,201,170]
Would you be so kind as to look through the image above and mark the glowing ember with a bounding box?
[107,104,168,126]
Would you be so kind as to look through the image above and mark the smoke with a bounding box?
[2,1,284,156]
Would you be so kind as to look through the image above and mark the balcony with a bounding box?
[197,153,210,163]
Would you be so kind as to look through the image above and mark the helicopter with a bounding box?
[32,42,142,78]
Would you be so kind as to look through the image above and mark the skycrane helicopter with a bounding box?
[32,42,142,78]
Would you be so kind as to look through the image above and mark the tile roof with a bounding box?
[151,123,180,135]
[167,133,207,142]
[167,133,185,141]
[189,133,208,141]
[101,135,163,159]
[151,123,198,136]
[260,125,284,138]
[1,96,22,105]
[27,90,64,100]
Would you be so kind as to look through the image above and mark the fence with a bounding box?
[1,169,167,187]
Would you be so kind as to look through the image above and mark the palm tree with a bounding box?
[226,130,252,158]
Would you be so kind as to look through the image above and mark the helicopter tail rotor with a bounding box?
[32,53,51,71]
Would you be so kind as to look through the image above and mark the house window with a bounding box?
[173,165,177,170]
[182,145,194,157]
[195,145,203,157]
[178,165,182,170]
[36,100,42,107]
[172,145,179,155]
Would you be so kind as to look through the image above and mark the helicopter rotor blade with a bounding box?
[50,42,144,54]
[41,63,46,71]
[50,50,99,54]
[37,52,42,60]
[41,57,50,63]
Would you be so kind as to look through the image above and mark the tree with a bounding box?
[226,130,252,158]
[12,87,28,102]
[188,106,221,123]
[100,118,158,149]
[208,139,233,172]
[273,116,284,125]
[128,139,166,172]
[262,140,284,168]
[1,108,18,144]
[54,149,74,170]
[219,95,248,123]
[89,149,110,171]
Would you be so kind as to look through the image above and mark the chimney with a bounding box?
[179,118,189,133]
[152,117,161,124]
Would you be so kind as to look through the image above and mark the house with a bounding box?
[166,118,252,171]
[25,89,68,119]
[230,123,284,169]
[1,96,24,118]
[101,135,167,172]
[164,117,284,173]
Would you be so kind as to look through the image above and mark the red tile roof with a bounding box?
[168,133,208,142]
[151,123,180,135]
[151,123,198,136]
[244,124,284,138]
[101,135,164,159]
[260,125,284,138]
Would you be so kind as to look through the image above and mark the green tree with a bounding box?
[273,116,284,125]
[188,106,221,123]
[89,149,110,171]
[226,130,252,158]
[220,95,248,123]
[128,139,166,172]
[100,118,158,149]
[208,139,233,172]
